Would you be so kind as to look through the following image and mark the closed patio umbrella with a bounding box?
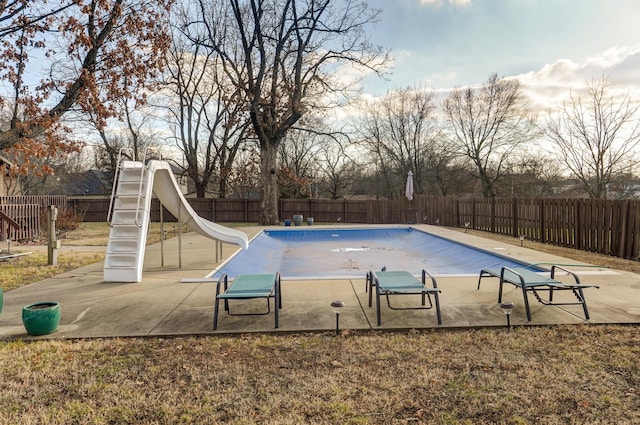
[405,171,414,201]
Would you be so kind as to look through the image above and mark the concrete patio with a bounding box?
[1,225,639,339]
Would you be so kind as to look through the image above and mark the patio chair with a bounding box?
[213,273,282,330]
[366,269,442,326]
[477,266,599,321]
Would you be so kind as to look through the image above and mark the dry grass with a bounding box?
[59,222,173,246]
[1,223,173,292]
[1,224,639,424]
[0,326,638,424]
[0,251,104,292]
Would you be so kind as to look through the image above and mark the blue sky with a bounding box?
[358,0,640,107]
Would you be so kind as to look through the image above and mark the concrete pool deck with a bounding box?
[1,224,639,339]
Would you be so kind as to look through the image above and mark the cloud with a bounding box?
[339,44,640,125]
[513,45,640,112]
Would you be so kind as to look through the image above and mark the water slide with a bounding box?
[103,160,248,282]
[148,161,249,249]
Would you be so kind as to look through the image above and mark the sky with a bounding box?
[356,0,640,110]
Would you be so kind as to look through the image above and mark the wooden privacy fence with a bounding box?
[0,195,67,209]
[73,196,442,225]
[0,203,40,241]
[455,197,640,261]
[0,195,67,241]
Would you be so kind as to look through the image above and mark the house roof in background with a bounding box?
[52,170,113,196]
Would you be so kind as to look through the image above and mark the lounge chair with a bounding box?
[366,269,442,326]
[477,266,599,321]
[213,273,282,330]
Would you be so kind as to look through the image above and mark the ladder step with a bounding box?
[108,226,144,238]
[110,210,146,225]
[119,168,147,181]
[120,160,144,169]
[104,267,140,283]
[107,239,140,253]
[104,254,138,268]
[118,181,148,193]
[113,197,148,210]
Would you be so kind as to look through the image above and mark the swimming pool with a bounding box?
[211,227,537,279]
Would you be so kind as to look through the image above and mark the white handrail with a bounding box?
[106,147,133,226]
[133,146,165,227]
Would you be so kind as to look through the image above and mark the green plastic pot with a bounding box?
[22,302,61,336]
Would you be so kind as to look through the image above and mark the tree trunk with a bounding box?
[218,177,228,199]
[259,141,279,225]
[195,183,206,198]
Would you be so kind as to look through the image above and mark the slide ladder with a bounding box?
[104,160,152,283]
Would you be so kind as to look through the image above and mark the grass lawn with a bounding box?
[0,222,171,291]
[0,223,639,424]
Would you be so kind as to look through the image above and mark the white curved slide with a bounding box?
[148,161,249,249]
[103,160,248,282]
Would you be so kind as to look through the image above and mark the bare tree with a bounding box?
[315,141,358,199]
[277,129,318,198]
[356,104,395,198]
[443,73,538,198]
[357,87,437,198]
[498,152,562,197]
[86,95,164,176]
[546,76,640,199]
[162,30,250,198]
[227,144,261,199]
[278,130,318,181]
[187,0,387,224]
[607,172,640,199]
[423,135,472,196]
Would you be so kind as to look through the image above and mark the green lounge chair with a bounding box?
[367,269,442,326]
[213,273,282,330]
[477,266,599,321]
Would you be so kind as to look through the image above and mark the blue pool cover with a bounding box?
[211,227,537,279]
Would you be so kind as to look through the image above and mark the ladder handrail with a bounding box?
[134,147,163,227]
[107,147,133,226]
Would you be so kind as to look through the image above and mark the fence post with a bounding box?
[344,199,347,223]
[575,199,582,250]
[539,199,546,244]
[490,198,496,233]
[471,199,476,230]
[618,200,629,258]
[512,197,518,238]
[47,205,60,266]
[631,201,640,260]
